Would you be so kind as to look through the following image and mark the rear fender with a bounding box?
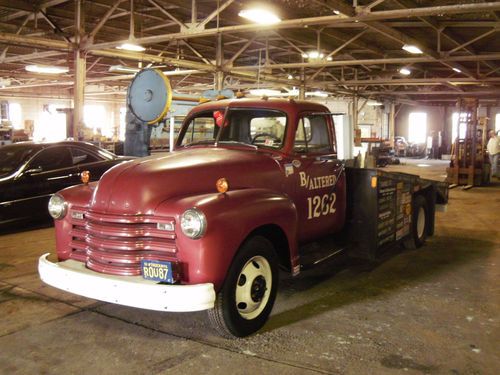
[155,188,298,290]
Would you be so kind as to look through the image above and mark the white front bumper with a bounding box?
[38,253,215,312]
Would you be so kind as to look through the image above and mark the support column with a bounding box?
[74,49,85,139]
[191,0,197,24]
[389,101,395,148]
[214,33,224,91]
[353,94,359,130]
[299,68,305,100]
[73,0,85,139]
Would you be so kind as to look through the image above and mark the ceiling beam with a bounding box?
[87,2,500,50]
[229,54,500,70]
[0,0,71,22]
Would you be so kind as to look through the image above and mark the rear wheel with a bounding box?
[403,195,428,249]
[208,235,279,338]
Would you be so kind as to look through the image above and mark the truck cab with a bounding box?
[38,98,445,338]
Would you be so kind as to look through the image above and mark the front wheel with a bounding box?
[403,194,428,249]
[208,235,279,338]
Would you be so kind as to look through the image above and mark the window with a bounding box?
[408,112,427,144]
[333,115,344,159]
[34,104,67,142]
[220,109,286,148]
[29,147,72,171]
[119,107,126,141]
[9,103,22,130]
[178,108,287,149]
[293,115,333,153]
[84,104,110,137]
[180,113,217,146]
[69,147,100,165]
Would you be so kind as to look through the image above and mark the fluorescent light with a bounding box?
[249,89,281,96]
[402,44,423,54]
[326,56,332,61]
[116,42,146,52]
[367,101,383,106]
[305,51,324,59]
[238,8,281,25]
[452,67,462,73]
[306,91,329,98]
[333,10,340,15]
[25,64,69,74]
[399,67,411,75]
[108,65,140,73]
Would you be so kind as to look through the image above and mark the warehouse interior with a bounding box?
[0,1,499,374]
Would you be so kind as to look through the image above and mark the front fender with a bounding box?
[155,188,298,290]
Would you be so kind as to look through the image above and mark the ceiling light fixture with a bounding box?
[238,8,281,25]
[452,67,462,73]
[108,65,140,73]
[399,67,411,75]
[116,43,145,52]
[116,0,146,52]
[287,74,293,80]
[25,65,69,74]
[402,44,423,54]
[306,51,324,59]
[306,91,329,98]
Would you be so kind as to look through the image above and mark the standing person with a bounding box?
[487,129,500,179]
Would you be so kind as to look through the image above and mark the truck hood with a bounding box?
[89,147,283,215]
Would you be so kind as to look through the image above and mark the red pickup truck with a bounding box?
[39,98,447,337]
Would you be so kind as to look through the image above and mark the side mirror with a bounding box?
[25,166,43,175]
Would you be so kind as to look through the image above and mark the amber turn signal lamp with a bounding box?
[216,178,229,193]
[81,170,90,184]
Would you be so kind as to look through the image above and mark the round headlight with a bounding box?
[180,208,207,239]
[48,194,67,220]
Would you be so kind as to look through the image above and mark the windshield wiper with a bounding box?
[217,141,258,150]
[183,140,216,147]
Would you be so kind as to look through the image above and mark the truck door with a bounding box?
[288,113,346,242]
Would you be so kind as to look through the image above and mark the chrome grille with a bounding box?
[69,209,177,276]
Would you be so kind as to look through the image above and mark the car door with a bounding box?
[288,113,346,242]
[21,146,79,218]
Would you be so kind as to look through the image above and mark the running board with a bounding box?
[298,237,349,270]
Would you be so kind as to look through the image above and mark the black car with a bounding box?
[0,141,134,228]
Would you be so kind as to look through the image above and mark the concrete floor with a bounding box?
[1,159,499,375]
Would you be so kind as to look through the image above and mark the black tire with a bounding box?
[207,235,279,338]
[403,195,428,249]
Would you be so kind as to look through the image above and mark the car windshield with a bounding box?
[0,145,38,177]
[178,108,287,149]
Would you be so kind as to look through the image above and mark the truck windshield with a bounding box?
[178,108,287,149]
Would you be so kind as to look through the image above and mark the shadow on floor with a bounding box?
[264,232,495,333]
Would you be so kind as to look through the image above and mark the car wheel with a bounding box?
[403,195,428,249]
[208,235,279,338]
